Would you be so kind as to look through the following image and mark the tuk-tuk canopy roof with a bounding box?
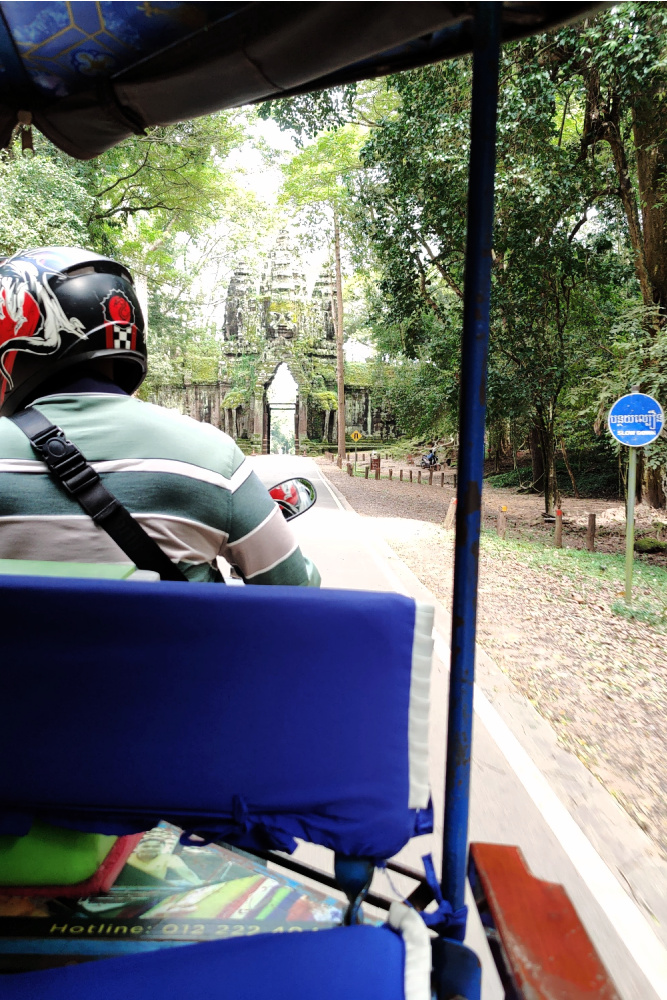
[0,2,603,160]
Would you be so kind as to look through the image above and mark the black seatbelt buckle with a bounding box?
[32,428,100,496]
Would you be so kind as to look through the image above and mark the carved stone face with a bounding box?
[268,310,297,339]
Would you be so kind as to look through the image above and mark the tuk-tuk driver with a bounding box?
[0,247,320,586]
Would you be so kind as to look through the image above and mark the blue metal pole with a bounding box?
[442,2,501,917]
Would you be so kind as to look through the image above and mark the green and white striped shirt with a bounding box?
[0,392,320,586]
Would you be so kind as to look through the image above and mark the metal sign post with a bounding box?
[350,430,362,470]
[625,447,637,601]
[608,390,664,603]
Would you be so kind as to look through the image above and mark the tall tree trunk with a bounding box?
[606,124,654,310]
[579,68,654,308]
[536,416,559,515]
[634,70,667,314]
[634,74,667,507]
[646,466,666,509]
[560,438,580,498]
[333,204,346,464]
[529,424,544,492]
[544,432,560,515]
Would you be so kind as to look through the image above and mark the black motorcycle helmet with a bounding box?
[0,246,146,416]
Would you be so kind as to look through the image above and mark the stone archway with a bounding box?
[264,363,299,455]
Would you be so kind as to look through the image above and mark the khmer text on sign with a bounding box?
[607,392,664,448]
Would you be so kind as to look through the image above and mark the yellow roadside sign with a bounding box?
[350,431,362,442]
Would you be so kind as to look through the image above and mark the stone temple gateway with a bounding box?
[221,233,338,453]
[148,234,396,452]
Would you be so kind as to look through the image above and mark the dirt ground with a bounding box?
[319,457,667,858]
[326,454,667,562]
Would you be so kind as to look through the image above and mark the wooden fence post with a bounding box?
[409,470,413,483]
[375,468,380,480]
[440,473,444,487]
[444,497,457,530]
[555,509,563,548]
[389,468,393,480]
[417,470,422,484]
[429,469,433,485]
[400,469,403,481]
[497,505,507,540]
[587,513,596,552]
[347,463,353,476]
[364,467,369,479]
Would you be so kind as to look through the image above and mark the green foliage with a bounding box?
[550,4,667,323]
[576,302,667,477]
[271,420,294,454]
[350,24,647,507]
[280,124,364,250]
[310,390,338,411]
[486,453,620,498]
[137,351,181,398]
[485,469,530,489]
[222,356,259,409]
[555,3,667,129]
[258,85,358,142]
[343,361,376,387]
[0,113,268,397]
[78,114,248,267]
[0,154,92,254]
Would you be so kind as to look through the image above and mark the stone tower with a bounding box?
[146,232,384,452]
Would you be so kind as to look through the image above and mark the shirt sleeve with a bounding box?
[219,456,320,587]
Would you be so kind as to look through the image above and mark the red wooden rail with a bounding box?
[469,843,620,1000]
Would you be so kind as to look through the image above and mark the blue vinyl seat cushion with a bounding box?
[0,903,431,1000]
[0,577,433,861]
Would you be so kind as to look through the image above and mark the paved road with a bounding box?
[250,456,667,1000]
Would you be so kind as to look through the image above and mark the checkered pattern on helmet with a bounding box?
[113,327,133,349]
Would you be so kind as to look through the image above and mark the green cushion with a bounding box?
[0,559,135,579]
[0,821,117,887]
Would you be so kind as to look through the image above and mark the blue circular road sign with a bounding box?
[608,392,664,447]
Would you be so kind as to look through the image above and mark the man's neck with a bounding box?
[34,373,128,399]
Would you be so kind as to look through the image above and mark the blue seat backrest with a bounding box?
[0,910,433,1000]
[0,576,433,862]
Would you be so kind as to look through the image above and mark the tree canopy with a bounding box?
[262,2,666,507]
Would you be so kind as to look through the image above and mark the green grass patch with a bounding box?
[485,468,531,489]
[479,530,667,631]
[611,599,667,629]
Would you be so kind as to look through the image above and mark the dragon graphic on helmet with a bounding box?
[0,246,146,415]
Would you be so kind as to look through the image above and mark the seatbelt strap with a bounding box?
[9,407,188,582]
